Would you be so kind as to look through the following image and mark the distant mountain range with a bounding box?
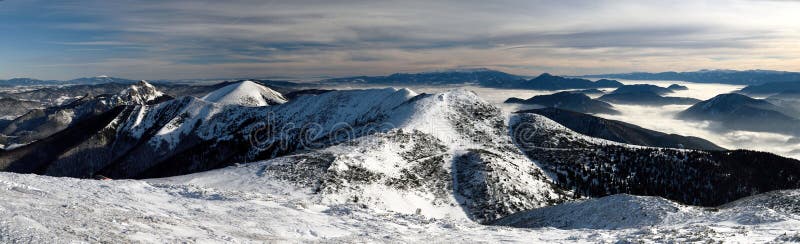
[582,69,800,85]
[0,79,302,107]
[324,69,623,90]
[0,76,140,87]
[739,81,800,95]
[323,68,524,86]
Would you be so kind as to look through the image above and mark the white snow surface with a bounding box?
[1,87,799,242]
[0,171,798,243]
[201,80,287,107]
[119,80,165,105]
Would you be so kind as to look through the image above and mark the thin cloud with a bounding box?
[1,0,799,79]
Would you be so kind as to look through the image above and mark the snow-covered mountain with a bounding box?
[201,80,288,106]
[0,165,798,242]
[111,80,168,105]
[494,190,800,242]
[0,88,574,223]
[1,86,800,242]
[0,80,170,146]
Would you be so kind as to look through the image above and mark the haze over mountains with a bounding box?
[582,69,800,85]
[0,76,140,87]
[324,69,623,90]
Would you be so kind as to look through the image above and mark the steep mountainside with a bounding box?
[521,108,724,150]
[510,112,800,206]
[505,91,619,114]
[0,81,171,146]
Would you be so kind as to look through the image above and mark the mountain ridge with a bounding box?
[519,108,724,150]
[581,69,800,85]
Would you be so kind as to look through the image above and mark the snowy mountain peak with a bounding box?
[112,80,166,105]
[201,80,288,107]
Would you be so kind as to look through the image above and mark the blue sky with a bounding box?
[1,0,799,80]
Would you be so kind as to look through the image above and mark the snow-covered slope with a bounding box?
[495,194,695,229]
[0,80,170,146]
[108,80,166,105]
[155,102,567,223]
[1,170,799,242]
[0,88,571,223]
[492,191,800,242]
[2,87,800,242]
[126,88,569,222]
[201,80,287,106]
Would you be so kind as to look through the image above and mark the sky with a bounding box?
[1,0,799,80]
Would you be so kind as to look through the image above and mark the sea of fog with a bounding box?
[322,80,800,159]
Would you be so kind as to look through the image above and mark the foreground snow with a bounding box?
[1,170,799,243]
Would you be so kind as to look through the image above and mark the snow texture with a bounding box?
[201,80,287,107]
